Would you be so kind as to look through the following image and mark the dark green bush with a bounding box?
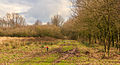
[41,45,44,48]
[12,45,16,49]
[26,42,32,45]
[4,43,9,46]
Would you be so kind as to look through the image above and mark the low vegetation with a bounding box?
[0,38,120,65]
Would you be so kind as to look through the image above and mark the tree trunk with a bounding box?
[112,35,114,47]
[103,38,106,52]
[107,31,111,57]
[88,34,91,45]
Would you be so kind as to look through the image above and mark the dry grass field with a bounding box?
[0,37,120,65]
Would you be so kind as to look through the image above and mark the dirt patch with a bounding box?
[49,48,63,53]
[53,48,77,64]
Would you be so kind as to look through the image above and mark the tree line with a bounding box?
[0,13,64,38]
[62,0,120,56]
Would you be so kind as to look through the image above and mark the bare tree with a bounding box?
[34,20,42,25]
[4,13,26,27]
[51,15,64,27]
[47,22,51,25]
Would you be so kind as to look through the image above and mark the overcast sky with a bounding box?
[0,0,72,25]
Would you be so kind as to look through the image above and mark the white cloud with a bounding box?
[25,0,72,24]
[0,0,31,17]
[49,0,72,21]
[0,0,71,24]
[25,17,37,25]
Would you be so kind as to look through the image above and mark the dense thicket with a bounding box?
[0,13,63,39]
[62,0,120,56]
[0,25,63,38]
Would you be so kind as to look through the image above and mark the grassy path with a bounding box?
[0,40,120,65]
[53,48,76,63]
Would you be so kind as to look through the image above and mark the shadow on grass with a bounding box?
[81,41,95,48]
